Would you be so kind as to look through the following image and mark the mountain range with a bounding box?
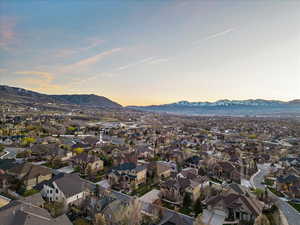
[1,85,300,116]
[129,99,300,116]
[0,85,122,108]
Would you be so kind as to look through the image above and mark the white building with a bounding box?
[41,173,90,206]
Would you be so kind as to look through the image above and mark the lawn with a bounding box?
[20,189,39,197]
[289,202,300,213]
[179,207,193,215]
[161,201,176,210]
[131,184,153,197]
[268,187,284,197]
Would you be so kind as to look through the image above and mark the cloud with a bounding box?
[14,70,65,93]
[16,71,53,80]
[194,28,235,44]
[117,57,157,70]
[61,48,122,73]
[55,38,105,58]
[0,17,17,50]
[147,58,170,65]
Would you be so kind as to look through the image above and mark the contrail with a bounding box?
[194,28,235,44]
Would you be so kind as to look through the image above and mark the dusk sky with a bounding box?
[0,0,299,106]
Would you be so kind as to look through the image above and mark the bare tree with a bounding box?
[94,213,107,225]
[254,214,271,225]
[116,198,143,225]
[193,214,206,225]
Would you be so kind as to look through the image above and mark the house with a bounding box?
[40,173,92,206]
[155,206,194,225]
[0,199,72,225]
[276,174,300,198]
[203,183,264,224]
[160,176,205,203]
[148,161,172,180]
[135,145,154,159]
[107,162,147,191]
[210,160,241,183]
[139,189,161,204]
[72,153,104,174]
[185,155,203,169]
[112,150,138,167]
[86,191,132,225]
[7,163,52,190]
[31,144,73,161]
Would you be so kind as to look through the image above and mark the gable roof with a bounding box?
[54,173,91,198]
[39,173,92,198]
[8,163,52,180]
[0,200,72,225]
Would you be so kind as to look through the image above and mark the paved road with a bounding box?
[251,164,300,225]
[0,147,25,159]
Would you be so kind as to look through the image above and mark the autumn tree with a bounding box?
[94,213,107,225]
[73,147,84,154]
[116,198,142,225]
[193,197,203,216]
[193,214,206,225]
[254,214,270,225]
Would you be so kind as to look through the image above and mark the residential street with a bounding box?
[251,164,300,225]
[0,147,25,159]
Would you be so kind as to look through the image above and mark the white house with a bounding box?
[41,173,90,206]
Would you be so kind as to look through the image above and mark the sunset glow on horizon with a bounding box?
[1,0,300,106]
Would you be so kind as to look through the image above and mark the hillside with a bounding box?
[0,85,122,108]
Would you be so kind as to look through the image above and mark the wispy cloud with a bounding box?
[117,57,156,70]
[0,17,17,50]
[55,38,105,58]
[14,70,65,93]
[60,48,122,73]
[194,28,235,44]
[117,56,170,71]
[147,58,170,65]
[16,71,53,80]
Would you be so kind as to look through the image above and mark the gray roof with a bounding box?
[54,173,91,197]
[20,192,45,207]
[0,200,72,225]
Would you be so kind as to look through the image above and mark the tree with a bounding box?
[0,144,4,152]
[254,214,270,225]
[193,214,206,225]
[116,198,142,225]
[73,147,84,154]
[94,184,100,197]
[73,218,90,225]
[193,197,203,216]
[21,137,36,147]
[183,193,192,208]
[94,213,107,225]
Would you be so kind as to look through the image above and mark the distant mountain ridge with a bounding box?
[129,99,300,116]
[0,85,122,108]
[167,99,300,107]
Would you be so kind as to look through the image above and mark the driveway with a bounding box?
[0,147,25,159]
[251,164,300,225]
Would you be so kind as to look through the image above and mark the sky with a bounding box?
[0,0,300,106]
